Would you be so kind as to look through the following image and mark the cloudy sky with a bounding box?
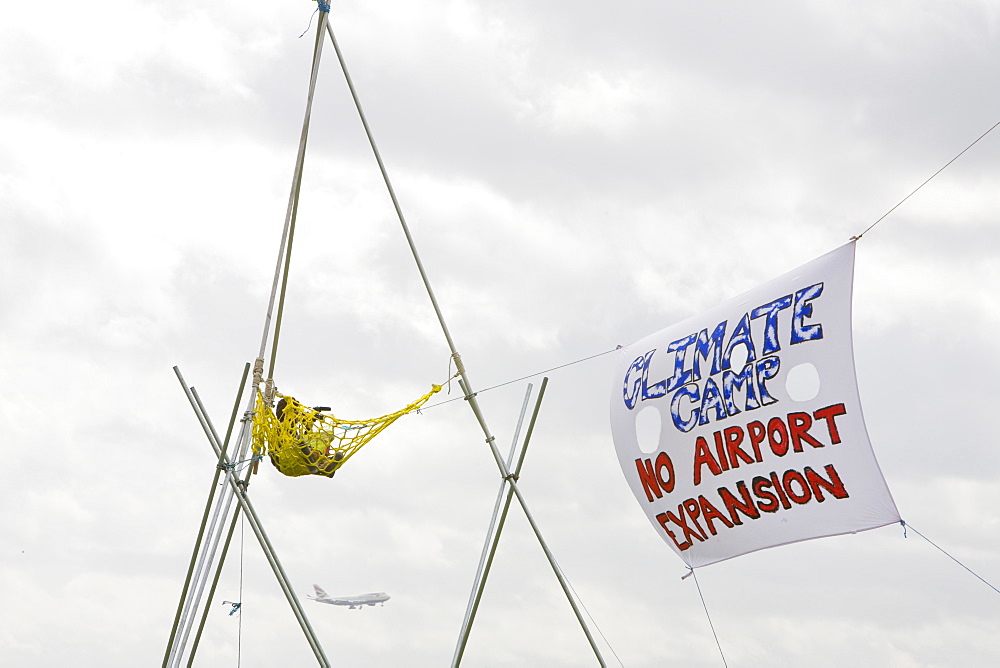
[3,1,999,666]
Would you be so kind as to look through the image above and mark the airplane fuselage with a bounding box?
[308,586,390,609]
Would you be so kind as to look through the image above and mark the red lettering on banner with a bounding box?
[656,512,689,550]
[656,507,708,550]
[805,464,849,501]
[650,464,851,548]
[687,405,853,487]
[747,420,766,461]
[769,471,792,509]
[767,417,789,456]
[698,495,735,535]
[782,469,812,504]
[713,432,731,471]
[724,425,757,467]
[636,458,661,502]
[788,412,824,451]
[813,404,848,444]
[693,436,722,485]
[753,476,779,512]
[718,480,761,525]
[682,499,708,540]
[655,452,675,493]
[636,452,676,502]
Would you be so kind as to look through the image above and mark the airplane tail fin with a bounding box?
[312,584,329,599]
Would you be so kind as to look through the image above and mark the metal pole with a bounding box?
[172,368,331,667]
[459,380,607,667]
[259,9,330,381]
[168,450,239,664]
[168,6,335,663]
[187,363,252,665]
[453,379,549,666]
[325,17,606,665]
[324,20,462,359]
[185,379,331,667]
[164,363,251,667]
[169,395,243,666]
[453,384,533,665]
[188,503,243,667]
[162,453,225,668]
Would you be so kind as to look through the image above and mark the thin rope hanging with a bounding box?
[853,119,999,240]
[237,514,244,667]
[902,521,1000,596]
[691,569,729,668]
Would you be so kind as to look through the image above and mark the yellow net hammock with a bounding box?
[250,384,441,477]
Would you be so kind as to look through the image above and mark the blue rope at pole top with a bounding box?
[300,1,331,38]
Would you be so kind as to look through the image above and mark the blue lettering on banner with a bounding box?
[751,295,793,355]
[622,282,826,432]
[665,334,698,392]
[722,314,756,372]
[792,283,824,343]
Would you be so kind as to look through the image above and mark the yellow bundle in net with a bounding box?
[250,385,441,477]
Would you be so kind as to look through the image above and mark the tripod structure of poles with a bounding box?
[164,6,607,665]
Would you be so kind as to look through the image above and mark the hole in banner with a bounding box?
[727,344,749,373]
[635,405,662,454]
[786,362,820,402]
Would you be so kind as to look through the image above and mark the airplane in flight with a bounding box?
[307,584,390,609]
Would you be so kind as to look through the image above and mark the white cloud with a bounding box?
[2,1,999,666]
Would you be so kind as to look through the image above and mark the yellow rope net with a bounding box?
[250,385,441,477]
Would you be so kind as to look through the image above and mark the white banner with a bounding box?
[610,242,900,568]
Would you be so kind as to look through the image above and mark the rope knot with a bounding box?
[446,352,465,395]
[451,351,466,375]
